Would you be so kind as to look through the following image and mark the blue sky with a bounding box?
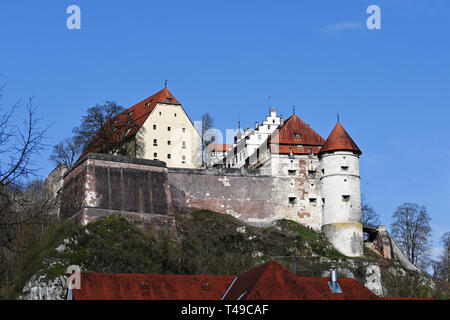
[0,1,449,264]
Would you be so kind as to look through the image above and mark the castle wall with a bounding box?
[168,168,277,224]
[61,154,171,225]
[60,153,324,230]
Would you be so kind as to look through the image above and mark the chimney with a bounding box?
[328,259,342,293]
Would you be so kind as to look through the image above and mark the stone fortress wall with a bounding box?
[60,153,324,230]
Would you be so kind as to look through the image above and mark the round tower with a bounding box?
[319,122,363,257]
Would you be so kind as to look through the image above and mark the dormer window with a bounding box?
[289,147,294,158]
[295,133,301,139]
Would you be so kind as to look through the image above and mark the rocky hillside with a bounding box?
[5,210,447,300]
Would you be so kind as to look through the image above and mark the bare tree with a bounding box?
[361,195,381,227]
[391,202,432,271]
[49,137,82,169]
[432,232,450,282]
[0,85,51,249]
[73,101,124,151]
[72,101,144,158]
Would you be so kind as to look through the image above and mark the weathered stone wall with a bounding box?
[60,153,324,229]
[61,154,171,225]
[168,167,277,224]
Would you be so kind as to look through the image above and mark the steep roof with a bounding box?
[267,114,325,155]
[79,88,181,159]
[70,260,435,300]
[72,273,235,300]
[319,122,362,155]
[206,144,232,152]
[274,114,325,146]
[222,261,379,300]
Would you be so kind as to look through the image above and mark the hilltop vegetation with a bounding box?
[1,210,447,299]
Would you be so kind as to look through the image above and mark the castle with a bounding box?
[57,87,365,258]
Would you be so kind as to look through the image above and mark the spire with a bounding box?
[319,122,361,155]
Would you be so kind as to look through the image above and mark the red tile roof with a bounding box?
[71,261,433,300]
[206,144,232,152]
[72,273,235,300]
[273,115,325,146]
[79,88,180,159]
[268,115,325,155]
[319,122,362,155]
[222,261,379,300]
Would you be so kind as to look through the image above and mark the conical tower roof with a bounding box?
[319,122,361,155]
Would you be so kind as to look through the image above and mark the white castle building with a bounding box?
[213,109,364,257]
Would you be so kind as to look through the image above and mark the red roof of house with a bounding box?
[222,261,379,300]
[79,88,180,159]
[273,114,325,146]
[206,144,232,152]
[319,122,361,155]
[72,273,235,300]
[72,261,388,300]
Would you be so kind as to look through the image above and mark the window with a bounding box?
[159,111,162,115]
[125,128,131,135]
[289,147,294,158]
[174,113,177,117]
[273,119,275,123]
[167,154,171,159]
[342,195,350,202]
[288,197,297,205]
[309,148,313,155]
[288,170,296,176]
[167,140,171,145]
[308,170,316,178]
[182,155,186,164]
[168,126,171,131]
[295,133,301,139]
[153,139,157,146]
[321,169,325,174]
[211,151,215,157]
[309,198,317,204]
[153,124,156,130]
[153,152,157,158]
[182,141,186,149]
[341,166,349,172]
[182,127,186,133]
[128,111,133,117]
[322,198,325,204]
[258,134,261,140]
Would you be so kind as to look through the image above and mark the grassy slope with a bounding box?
[3,210,446,299]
